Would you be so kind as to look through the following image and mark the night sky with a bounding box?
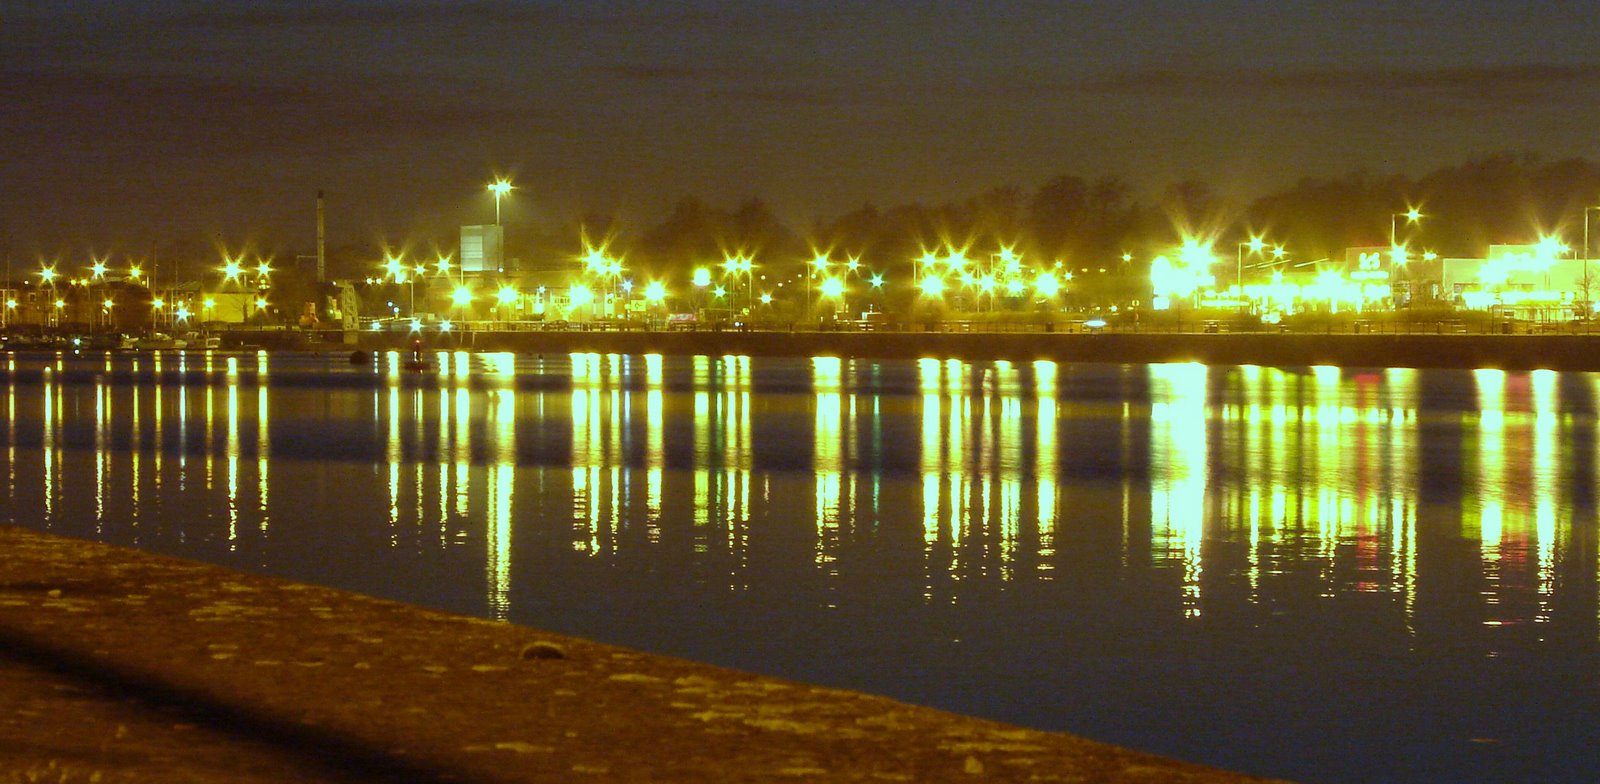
[5,0,1600,252]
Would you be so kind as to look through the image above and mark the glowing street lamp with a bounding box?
[488,179,514,226]
[1584,206,1600,307]
[819,277,844,299]
[1035,271,1061,299]
[1237,236,1267,309]
[1391,207,1423,252]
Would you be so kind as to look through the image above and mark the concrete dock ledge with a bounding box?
[0,526,1284,782]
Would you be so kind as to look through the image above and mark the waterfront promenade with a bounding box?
[0,526,1278,783]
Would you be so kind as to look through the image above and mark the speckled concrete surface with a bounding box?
[0,526,1286,783]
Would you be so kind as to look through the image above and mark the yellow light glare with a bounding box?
[496,285,519,305]
[451,286,472,306]
[1178,238,1213,268]
[1247,236,1265,253]
[152,298,166,309]
[820,277,844,298]
[102,298,114,309]
[811,254,830,270]
[1536,235,1567,259]
[91,261,107,278]
[204,298,215,309]
[1035,272,1061,297]
[40,267,57,283]
[1406,208,1422,223]
[692,267,711,287]
[223,260,242,280]
[569,284,593,307]
[488,179,513,196]
[643,281,666,303]
[129,266,143,280]
[918,276,945,296]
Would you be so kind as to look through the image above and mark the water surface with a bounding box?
[2,349,1597,783]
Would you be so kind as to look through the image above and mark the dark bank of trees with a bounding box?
[540,153,1600,308]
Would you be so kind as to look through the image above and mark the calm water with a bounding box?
[2,350,1597,783]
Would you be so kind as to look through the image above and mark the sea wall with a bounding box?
[348,330,1600,371]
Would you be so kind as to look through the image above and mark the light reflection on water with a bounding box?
[3,349,1599,783]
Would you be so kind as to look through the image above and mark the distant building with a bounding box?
[1440,245,1596,320]
[459,225,505,274]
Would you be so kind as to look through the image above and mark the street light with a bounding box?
[488,179,514,226]
[808,254,830,318]
[1391,207,1423,250]
[1583,206,1600,311]
[1237,236,1266,311]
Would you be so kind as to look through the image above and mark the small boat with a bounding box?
[133,333,186,350]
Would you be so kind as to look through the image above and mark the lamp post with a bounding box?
[808,254,830,321]
[221,256,245,326]
[39,265,58,328]
[1584,206,1600,315]
[1236,236,1265,312]
[488,179,513,226]
[1390,208,1422,250]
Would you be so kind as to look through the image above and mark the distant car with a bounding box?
[1203,321,1221,334]
[1083,318,1107,333]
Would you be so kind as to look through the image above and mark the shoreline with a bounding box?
[332,330,1600,372]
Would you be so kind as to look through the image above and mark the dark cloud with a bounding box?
[169,2,559,31]
[591,64,748,82]
[714,86,844,107]
[0,68,537,160]
[1079,63,1600,110]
